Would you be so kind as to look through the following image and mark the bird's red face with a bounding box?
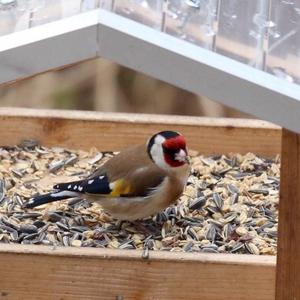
[147,130,189,170]
[162,135,188,167]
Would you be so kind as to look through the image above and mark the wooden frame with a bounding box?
[0,107,280,300]
[0,107,280,156]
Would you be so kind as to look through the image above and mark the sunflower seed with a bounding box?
[48,160,65,173]
[212,193,223,210]
[10,230,19,241]
[47,212,63,222]
[189,196,206,210]
[63,235,70,246]
[0,224,17,233]
[227,184,239,194]
[1,217,20,231]
[15,212,42,219]
[200,157,215,166]
[245,242,259,255]
[19,224,38,234]
[206,205,218,215]
[249,189,269,196]
[64,154,78,166]
[201,247,219,253]
[233,172,251,180]
[12,169,24,178]
[187,227,199,240]
[56,222,69,231]
[23,232,39,240]
[222,223,233,240]
[88,153,103,165]
[70,226,89,233]
[13,194,23,207]
[67,197,83,206]
[183,241,194,252]
[33,220,46,228]
[0,180,6,202]
[231,242,244,253]
[206,225,217,241]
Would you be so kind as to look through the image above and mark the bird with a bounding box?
[24,130,191,221]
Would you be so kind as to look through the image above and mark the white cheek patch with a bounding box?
[88,179,94,185]
[150,136,169,170]
[154,135,165,144]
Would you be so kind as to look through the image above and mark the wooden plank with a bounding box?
[0,244,275,300]
[276,129,300,300]
[0,107,281,156]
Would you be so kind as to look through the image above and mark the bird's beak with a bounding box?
[175,149,190,164]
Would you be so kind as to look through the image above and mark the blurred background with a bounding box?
[0,57,251,118]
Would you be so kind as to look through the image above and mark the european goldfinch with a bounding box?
[25,131,190,221]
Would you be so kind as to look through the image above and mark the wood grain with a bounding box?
[276,129,300,300]
[0,244,275,300]
[0,107,281,156]
[0,107,279,299]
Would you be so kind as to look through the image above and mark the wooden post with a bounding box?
[276,129,300,299]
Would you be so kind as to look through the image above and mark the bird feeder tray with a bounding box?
[0,107,280,300]
[0,3,299,299]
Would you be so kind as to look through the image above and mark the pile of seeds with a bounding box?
[0,141,279,255]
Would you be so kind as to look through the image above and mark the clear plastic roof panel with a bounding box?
[0,0,299,84]
[114,0,163,29]
[0,0,98,34]
[164,0,218,49]
[266,0,300,83]
[111,0,300,85]
[216,0,266,68]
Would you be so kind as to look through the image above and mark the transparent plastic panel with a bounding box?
[0,1,18,36]
[113,0,164,30]
[164,0,218,49]
[0,0,299,85]
[216,0,273,69]
[266,0,300,84]
[0,0,99,36]
[82,0,100,11]
[21,0,61,28]
[99,0,112,10]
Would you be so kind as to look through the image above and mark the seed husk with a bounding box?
[0,145,278,255]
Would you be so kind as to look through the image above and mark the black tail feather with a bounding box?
[53,179,84,191]
[24,191,77,209]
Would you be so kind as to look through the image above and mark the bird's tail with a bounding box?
[24,190,78,209]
